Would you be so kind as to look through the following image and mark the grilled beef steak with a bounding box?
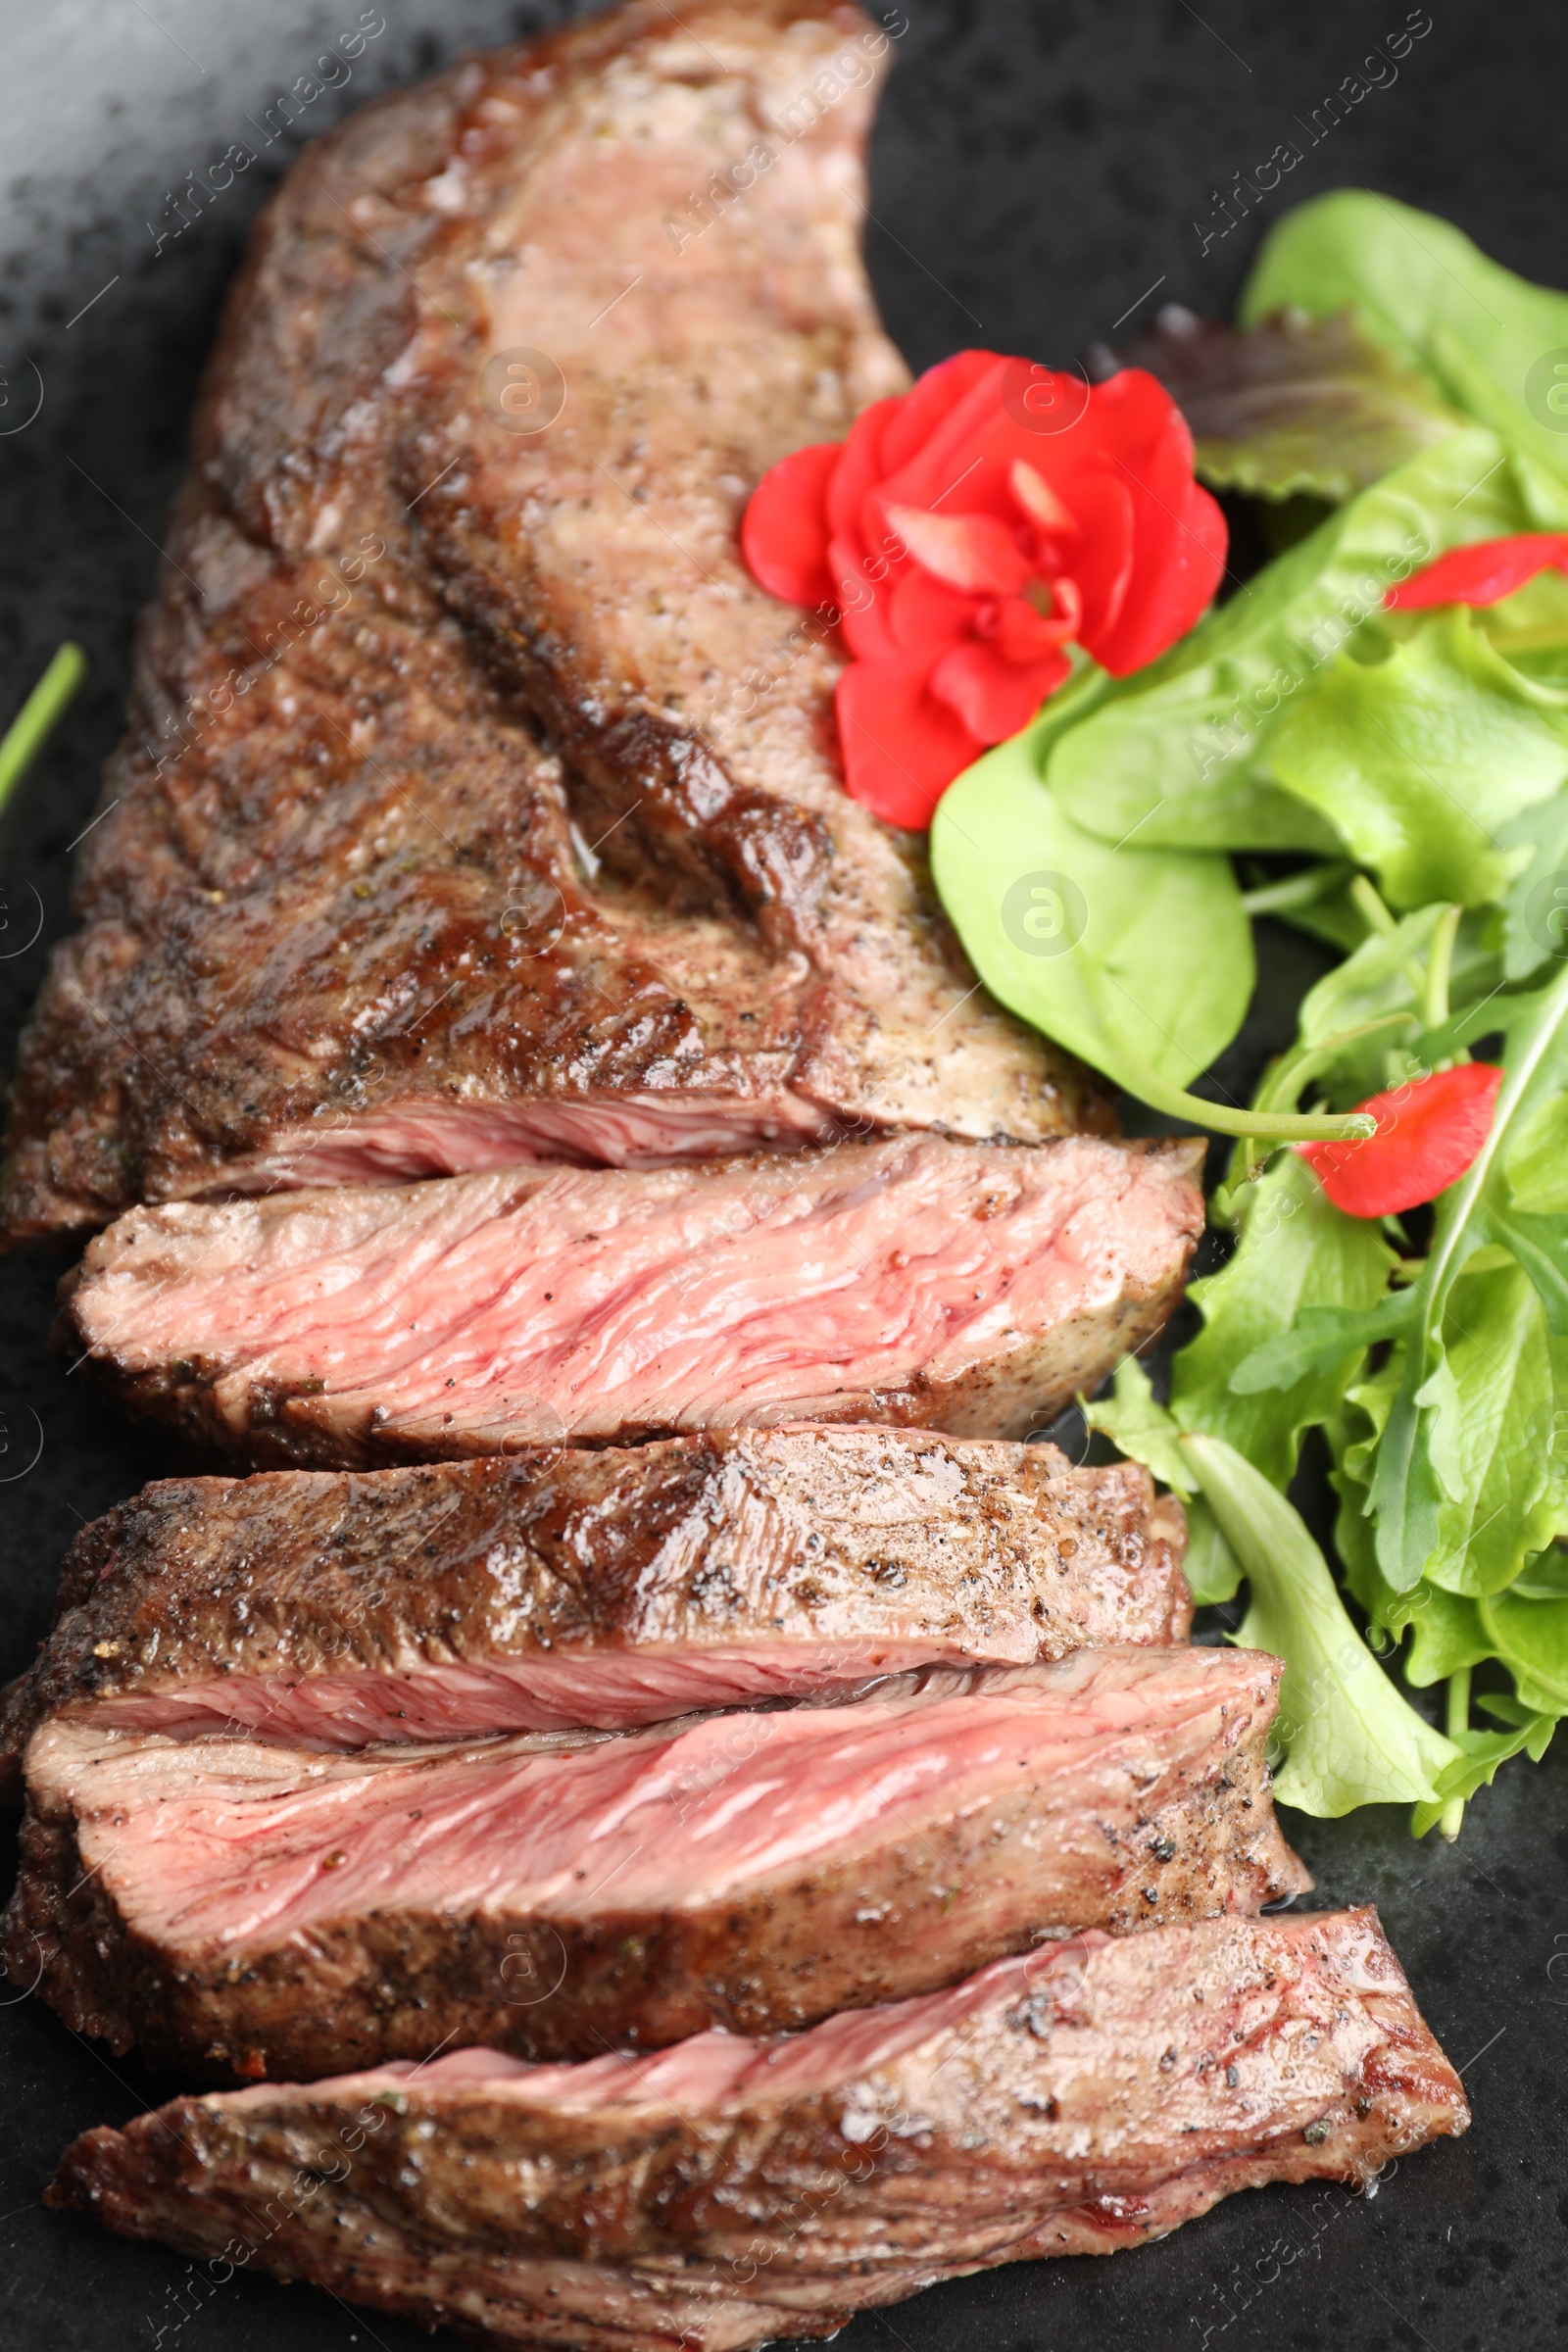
[50,1910,1468,2349]
[0,1428,1190,1790]
[8,1646,1305,2079]
[63,1132,1203,1464]
[1,0,1101,1247]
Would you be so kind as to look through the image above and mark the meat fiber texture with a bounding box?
[62,1132,1204,1465]
[7,1645,1308,2080]
[0,0,1104,1246]
[49,1909,1469,2350]
[0,1427,1191,1791]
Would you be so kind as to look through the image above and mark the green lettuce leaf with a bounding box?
[1241,190,1568,492]
[1180,1431,1457,1814]
[1411,1702,1557,1838]
[1267,611,1568,909]
[1044,430,1568,858]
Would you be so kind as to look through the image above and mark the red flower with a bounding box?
[741,351,1227,828]
[1298,1062,1501,1218]
[1385,533,1568,611]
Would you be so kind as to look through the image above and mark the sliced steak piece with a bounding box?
[49,1909,1468,2349]
[9,1646,1307,2080]
[3,1,1100,1247]
[62,1132,1203,1465]
[0,1429,1190,1790]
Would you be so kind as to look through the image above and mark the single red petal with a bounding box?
[829,532,901,662]
[1100,473,1227,673]
[889,566,979,654]
[1385,534,1568,610]
[928,640,1071,743]
[1298,1062,1501,1219]
[885,505,1032,595]
[835,658,981,829]
[741,442,840,608]
[826,397,903,539]
[877,350,1004,474]
[1065,470,1138,655]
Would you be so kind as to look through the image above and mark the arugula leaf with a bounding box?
[1424,1258,1558,1593]
[1102,305,1462,505]
[1169,1151,1396,1484]
[1478,1588,1568,1711]
[932,730,1371,1141]
[1411,1702,1557,1838]
[1268,611,1568,909]
[1083,1354,1198,1494]
[1241,191,1568,493]
[1180,1431,1457,1814]
[1044,430,1563,857]
[1499,796,1568,980]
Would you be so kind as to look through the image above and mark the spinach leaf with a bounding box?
[1241,191,1568,493]
[1045,430,1563,856]
[1268,611,1568,908]
[932,730,1370,1140]
[1181,1432,1457,1814]
[1102,305,1462,504]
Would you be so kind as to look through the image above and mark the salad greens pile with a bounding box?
[932,191,1568,1834]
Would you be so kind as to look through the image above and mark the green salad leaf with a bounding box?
[1241,190,1568,494]
[931,730,1373,1141]
[1268,611,1568,909]
[1105,305,1462,505]
[1043,430,1568,858]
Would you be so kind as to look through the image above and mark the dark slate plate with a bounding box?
[2,4,1565,2348]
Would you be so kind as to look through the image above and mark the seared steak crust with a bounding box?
[49,1912,1469,2350]
[3,0,1099,1245]
[61,1133,1204,1465]
[8,1650,1306,2080]
[0,1428,1190,1791]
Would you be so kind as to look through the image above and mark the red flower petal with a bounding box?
[1298,1062,1501,1219]
[1384,534,1568,610]
[877,350,1004,474]
[741,442,840,609]
[835,658,981,829]
[826,397,903,540]
[885,504,1032,595]
[1064,470,1138,657]
[928,640,1071,744]
[889,566,979,655]
[980,591,1076,660]
[830,530,901,662]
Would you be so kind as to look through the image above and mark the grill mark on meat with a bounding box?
[2,0,1102,1245]
[8,1648,1308,2080]
[60,1133,1204,1464]
[47,1911,1468,2348]
[0,1428,1191,1792]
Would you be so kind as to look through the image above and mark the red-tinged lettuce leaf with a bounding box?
[1094,304,1460,505]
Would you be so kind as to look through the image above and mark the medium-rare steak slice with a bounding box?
[0,1428,1190,1788]
[50,1910,1468,2349]
[2,0,1100,1246]
[8,1647,1307,2080]
[63,1132,1203,1464]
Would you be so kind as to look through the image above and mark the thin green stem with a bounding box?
[1241,861,1354,918]
[1440,1665,1471,1841]
[1423,905,1462,1035]
[0,644,86,816]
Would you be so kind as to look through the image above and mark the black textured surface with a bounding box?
[2,2,1567,2347]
